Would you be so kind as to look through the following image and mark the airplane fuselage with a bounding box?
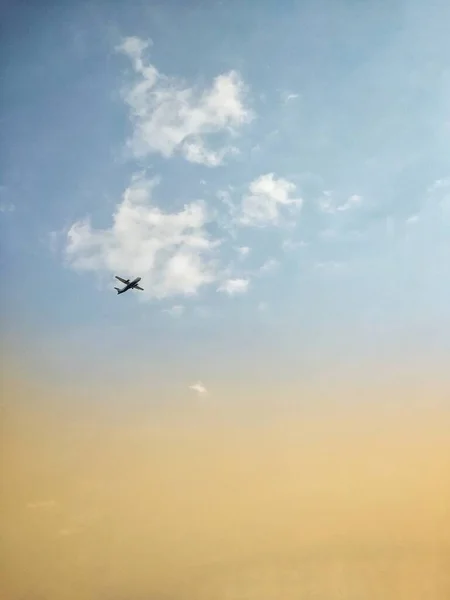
[114,276,143,294]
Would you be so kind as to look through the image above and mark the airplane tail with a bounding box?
[114,287,121,294]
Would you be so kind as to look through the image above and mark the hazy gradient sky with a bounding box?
[2,0,450,392]
[2,4,450,598]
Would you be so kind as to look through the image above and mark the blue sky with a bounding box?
[2,0,450,391]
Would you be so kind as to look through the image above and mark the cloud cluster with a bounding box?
[64,35,365,309]
[117,37,253,166]
[66,170,300,301]
[66,176,220,299]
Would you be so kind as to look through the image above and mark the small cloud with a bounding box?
[47,227,68,254]
[217,277,249,296]
[238,173,302,227]
[282,239,307,252]
[218,188,236,213]
[314,261,347,274]
[318,191,362,214]
[164,305,185,318]
[406,214,419,225]
[116,35,151,59]
[258,258,279,274]
[318,190,335,213]
[236,245,251,258]
[282,91,300,104]
[0,185,13,213]
[0,201,14,213]
[337,194,363,212]
[319,228,338,240]
[189,381,208,396]
[428,178,450,193]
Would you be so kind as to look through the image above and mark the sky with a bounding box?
[2,0,450,392]
[1,2,450,597]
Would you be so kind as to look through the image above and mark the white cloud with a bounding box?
[314,261,347,275]
[337,194,363,212]
[217,277,249,296]
[0,203,14,213]
[0,191,14,213]
[426,177,450,215]
[65,175,221,300]
[164,305,185,317]
[0,185,13,213]
[189,381,208,396]
[282,91,300,104]
[236,245,251,258]
[428,178,450,193]
[282,238,307,252]
[117,36,253,166]
[258,258,279,274]
[238,173,302,227]
[318,190,334,213]
[319,191,362,214]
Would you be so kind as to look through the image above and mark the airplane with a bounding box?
[114,276,144,294]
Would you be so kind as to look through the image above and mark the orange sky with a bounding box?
[1,361,449,599]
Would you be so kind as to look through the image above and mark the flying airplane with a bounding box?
[114,276,144,294]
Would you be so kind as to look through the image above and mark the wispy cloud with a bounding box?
[282,238,307,252]
[258,258,279,274]
[117,36,253,166]
[281,91,300,104]
[406,214,419,225]
[318,191,363,214]
[236,245,251,258]
[65,175,221,299]
[217,277,249,296]
[0,186,14,214]
[163,305,185,318]
[337,194,362,212]
[0,203,14,213]
[188,381,208,396]
[237,173,302,227]
[314,261,348,275]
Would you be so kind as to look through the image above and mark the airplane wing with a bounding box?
[135,285,144,291]
[115,276,129,284]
